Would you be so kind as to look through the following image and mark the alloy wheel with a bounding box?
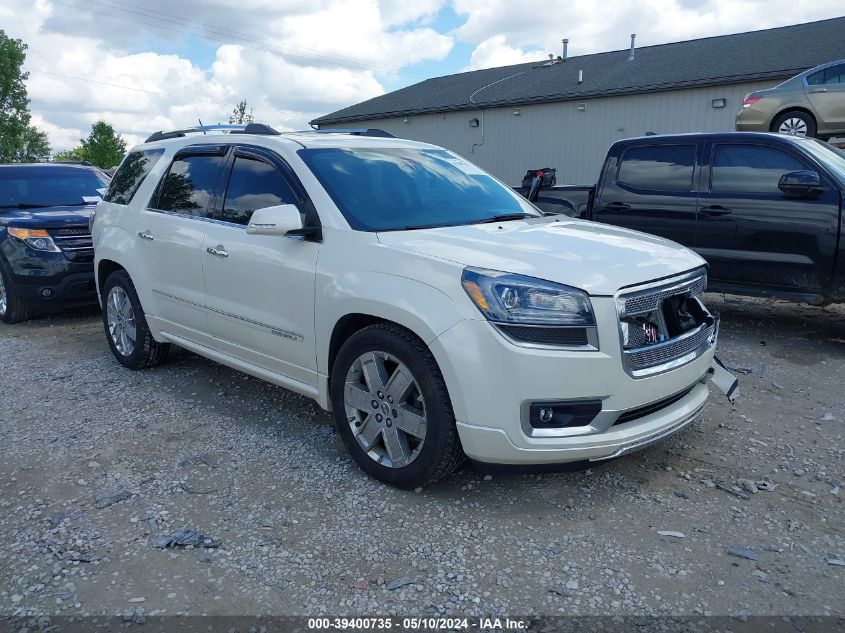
[106,286,137,356]
[343,351,428,468]
[0,271,6,316]
[778,117,808,136]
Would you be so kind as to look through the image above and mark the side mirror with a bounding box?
[778,170,824,197]
[246,204,304,237]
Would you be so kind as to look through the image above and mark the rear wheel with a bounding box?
[773,110,816,138]
[102,270,170,369]
[0,259,32,324]
[330,323,464,488]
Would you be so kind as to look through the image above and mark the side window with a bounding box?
[711,145,810,195]
[617,145,696,192]
[222,156,297,226]
[806,70,825,86]
[103,149,164,204]
[153,154,224,218]
[823,64,845,85]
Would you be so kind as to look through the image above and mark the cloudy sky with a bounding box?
[3,0,843,151]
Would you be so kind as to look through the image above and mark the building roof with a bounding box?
[313,17,845,126]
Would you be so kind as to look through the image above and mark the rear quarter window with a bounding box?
[617,145,696,192]
[104,149,165,205]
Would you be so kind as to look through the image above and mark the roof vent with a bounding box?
[628,34,636,61]
[562,38,569,61]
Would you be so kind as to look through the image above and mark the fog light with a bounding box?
[41,288,54,298]
[528,400,601,429]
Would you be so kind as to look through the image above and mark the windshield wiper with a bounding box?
[465,212,534,225]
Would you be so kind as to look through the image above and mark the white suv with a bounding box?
[93,124,723,488]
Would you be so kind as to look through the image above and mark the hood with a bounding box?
[0,204,95,229]
[377,217,706,295]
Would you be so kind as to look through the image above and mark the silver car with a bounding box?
[736,59,845,140]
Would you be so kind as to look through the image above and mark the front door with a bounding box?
[139,146,227,338]
[593,142,700,247]
[202,147,320,386]
[805,63,845,132]
[695,141,839,291]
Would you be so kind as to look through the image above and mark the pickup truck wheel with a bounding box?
[0,259,32,324]
[102,270,170,370]
[330,323,464,488]
[773,111,816,137]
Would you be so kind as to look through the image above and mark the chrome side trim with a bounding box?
[151,289,304,342]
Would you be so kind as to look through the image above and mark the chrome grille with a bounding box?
[624,321,716,373]
[48,226,93,260]
[622,273,706,316]
[617,270,716,377]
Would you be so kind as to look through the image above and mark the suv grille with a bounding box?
[617,270,716,377]
[613,383,697,426]
[48,226,94,262]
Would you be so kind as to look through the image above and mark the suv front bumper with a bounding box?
[429,296,718,465]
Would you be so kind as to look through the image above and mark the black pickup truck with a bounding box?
[516,132,845,305]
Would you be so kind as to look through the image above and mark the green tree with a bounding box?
[53,146,85,162]
[18,125,51,162]
[229,99,254,124]
[78,121,126,168]
[0,30,52,162]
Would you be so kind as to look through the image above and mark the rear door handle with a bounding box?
[699,205,732,217]
[603,202,631,212]
[809,87,828,94]
[138,230,154,241]
[206,245,229,258]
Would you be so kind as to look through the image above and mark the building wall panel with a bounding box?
[322,80,776,185]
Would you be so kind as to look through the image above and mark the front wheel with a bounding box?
[0,259,32,324]
[773,110,816,138]
[330,323,464,488]
[102,270,170,369]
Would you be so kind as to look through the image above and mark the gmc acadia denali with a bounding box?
[92,124,726,488]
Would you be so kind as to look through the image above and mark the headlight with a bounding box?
[7,228,60,252]
[461,267,595,326]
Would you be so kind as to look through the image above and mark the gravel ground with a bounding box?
[0,295,843,620]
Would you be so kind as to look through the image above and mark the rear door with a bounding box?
[202,145,320,386]
[139,145,227,338]
[695,140,840,291]
[593,142,700,246]
[805,63,845,132]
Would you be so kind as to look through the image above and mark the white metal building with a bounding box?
[312,17,845,185]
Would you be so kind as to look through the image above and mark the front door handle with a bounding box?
[699,205,732,217]
[138,230,154,241]
[206,245,229,258]
[603,202,631,212]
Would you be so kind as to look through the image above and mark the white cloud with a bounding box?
[466,35,546,71]
[2,0,454,152]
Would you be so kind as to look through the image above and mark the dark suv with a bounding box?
[0,162,110,323]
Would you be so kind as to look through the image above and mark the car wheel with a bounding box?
[102,270,170,370]
[773,111,817,138]
[330,323,464,488]
[0,259,32,324]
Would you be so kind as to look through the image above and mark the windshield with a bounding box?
[794,139,845,184]
[298,147,540,231]
[0,166,109,209]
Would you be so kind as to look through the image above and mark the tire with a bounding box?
[102,270,170,370]
[0,258,32,324]
[773,110,817,138]
[330,323,464,488]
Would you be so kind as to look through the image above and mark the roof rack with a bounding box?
[145,123,281,143]
[297,128,395,138]
[52,160,95,166]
